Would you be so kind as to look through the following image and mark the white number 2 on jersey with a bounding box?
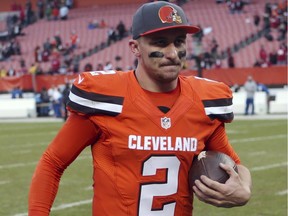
[139,156,180,216]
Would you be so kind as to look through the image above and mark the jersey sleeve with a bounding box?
[28,113,100,215]
[67,72,125,116]
[206,122,241,164]
[188,76,234,123]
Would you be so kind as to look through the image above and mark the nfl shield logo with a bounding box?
[161,117,171,129]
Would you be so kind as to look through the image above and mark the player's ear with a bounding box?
[129,39,141,57]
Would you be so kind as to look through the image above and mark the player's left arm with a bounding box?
[193,123,252,208]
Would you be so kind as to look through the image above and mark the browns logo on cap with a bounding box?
[132,1,199,39]
[158,5,182,24]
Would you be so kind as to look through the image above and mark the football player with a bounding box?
[28,1,252,215]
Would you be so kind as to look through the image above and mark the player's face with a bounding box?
[131,29,187,88]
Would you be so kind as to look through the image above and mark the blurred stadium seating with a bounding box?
[0,0,286,72]
[0,0,286,119]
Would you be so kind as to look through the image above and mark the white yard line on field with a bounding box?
[230,134,286,144]
[248,151,267,156]
[12,150,32,155]
[275,189,288,196]
[0,131,57,139]
[14,199,92,216]
[0,180,10,185]
[0,141,48,150]
[0,155,91,170]
[51,199,92,210]
[0,162,37,169]
[251,162,288,171]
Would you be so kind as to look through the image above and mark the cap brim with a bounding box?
[139,25,200,37]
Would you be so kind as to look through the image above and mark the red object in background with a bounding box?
[0,66,287,93]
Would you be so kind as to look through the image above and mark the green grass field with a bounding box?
[0,118,287,216]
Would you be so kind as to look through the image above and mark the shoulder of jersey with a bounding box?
[67,70,128,116]
[74,70,127,94]
[183,75,231,98]
[183,76,234,122]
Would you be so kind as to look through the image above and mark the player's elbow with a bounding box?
[41,150,67,175]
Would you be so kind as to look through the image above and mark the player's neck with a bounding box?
[134,69,178,93]
[142,84,180,111]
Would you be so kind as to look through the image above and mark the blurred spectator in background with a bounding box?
[48,85,62,118]
[259,45,267,63]
[99,19,107,28]
[253,13,260,27]
[277,42,287,65]
[34,45,42,62]
[11,86,23,98]
[96,63,104,70]
[70,30,79,50]
[25,0,34,26]
[192,24,203,42]
[210,37,219,60]
[43,37,52,55]
[50,55,60,74]
[54,32,63,51]
[107,27,117,45]
[62,82,71,121]
[45,2,52,20]
[116,20,127,40]
[227,0,245,14]
[39,87,50,116]
[59,60,68,74]
[0,66,7,77]
[257,82,271,114]
[231,83,240,92]
[244,75,257,115]
[11,39,21,55]
[52,5,59,21]
[60,3,69,20]
[84,62,93,71]
[66,0,74,9]
[37,0,45,19]
[28,63,38,74]
[71,55,80,73]
[227,49,235,68]
[104,61,113,70]
[7,65,16,76]
[268,49,278,65]
[88,19,100,29]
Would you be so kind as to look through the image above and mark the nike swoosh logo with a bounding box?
[78,74,84,84]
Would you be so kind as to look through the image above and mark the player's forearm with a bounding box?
[28,153,64,215]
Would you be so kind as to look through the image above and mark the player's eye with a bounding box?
[175,38,185,47]
[150,38,168,47]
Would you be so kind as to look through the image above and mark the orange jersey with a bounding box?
[29,70,240,216]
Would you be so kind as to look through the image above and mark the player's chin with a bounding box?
[161,66,181,78]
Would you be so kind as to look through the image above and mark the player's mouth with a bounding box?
[160,62,181,68]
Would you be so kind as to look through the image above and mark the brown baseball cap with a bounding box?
[132,1,200,39]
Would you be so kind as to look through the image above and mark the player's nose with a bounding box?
[165,44,178,59]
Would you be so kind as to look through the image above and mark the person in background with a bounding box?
[59,3,69,20]
[257,82,271,114]
[48,85,62,118]
[11,86,23,98]
[28,2,252,215]
[0,66,7,77]
[70,30,79,50]
[244,75,258,115]
[39,87,51,116]
[61,82,71,121]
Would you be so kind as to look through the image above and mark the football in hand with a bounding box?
[189,151,238,188]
